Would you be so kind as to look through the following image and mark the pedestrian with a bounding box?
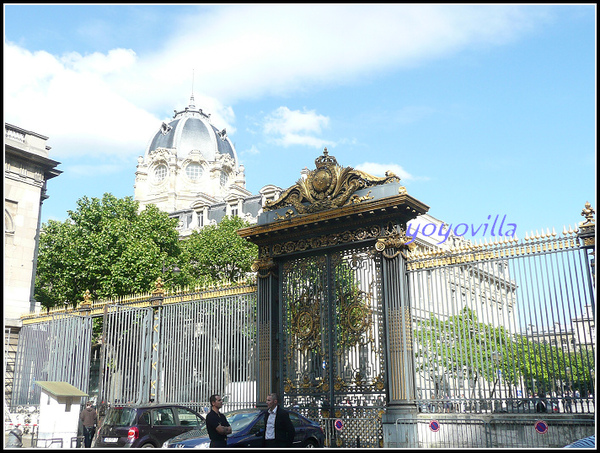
[444,394,451,413]
[262,393,295,448]
[205,394,231,448]
[535,393,547,413]
[79,401,98,448]
[564,391,573,413]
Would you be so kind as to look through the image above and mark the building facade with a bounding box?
[134,96,282,237]
[4,123,62,327]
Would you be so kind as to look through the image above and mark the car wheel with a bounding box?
[141,443,155,448]
[303,439,318,448]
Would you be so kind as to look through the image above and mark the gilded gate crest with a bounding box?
[263,149,400,214]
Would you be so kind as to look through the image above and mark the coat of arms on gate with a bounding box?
[264,149,400,214]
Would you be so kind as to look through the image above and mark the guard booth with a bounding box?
[239,149,428,447]
[36,381,88,448]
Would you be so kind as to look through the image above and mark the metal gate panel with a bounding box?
[329,247,386,408]
[99,305,153,406]
[158,293,257,412]
[281,253,328,420]
[407,232,595,415]
[281,245,386,444]
[322,416,383,448]
[12,314,92,406]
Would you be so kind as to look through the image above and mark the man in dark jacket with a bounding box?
[79,401,98,448]
[262,393,295,448]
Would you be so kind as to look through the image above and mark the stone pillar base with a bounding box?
[382,403,418,448]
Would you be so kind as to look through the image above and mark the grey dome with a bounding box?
[145,96,237,164]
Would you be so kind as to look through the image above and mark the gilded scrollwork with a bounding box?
[271,225,381,256]
[274,209,296,221]
[349,190,374,204]
[375,227,415,259]
[288,291,322,354]
[264,149,399,213]
[337,289,373,350]
[251,256,276,278]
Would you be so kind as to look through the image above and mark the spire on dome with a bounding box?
[189,69,196,109]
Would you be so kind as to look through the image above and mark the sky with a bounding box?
[4,4,596,244]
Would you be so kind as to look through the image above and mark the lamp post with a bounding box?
[162,262,181,275]
[161,262,181,285]
[490,351,502,412]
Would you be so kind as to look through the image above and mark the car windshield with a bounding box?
[225,411,260,433]
[104,407,137,427]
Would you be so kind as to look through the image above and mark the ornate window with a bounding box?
[220,171,228,187]
[154,164,168,183]
[185,163,203,182]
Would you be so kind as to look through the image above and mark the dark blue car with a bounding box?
[162,408,325,448]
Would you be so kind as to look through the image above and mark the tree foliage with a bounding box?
[35,193,181,308]
[415,306,595,396]
[177,216,258,287]
[415,307,510,391]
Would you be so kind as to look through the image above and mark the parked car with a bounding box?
[564,435,595,448]
[162,408,325,448]
[93,403,205,448]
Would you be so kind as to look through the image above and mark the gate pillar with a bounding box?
[239,150,428,444]
[252,261,279,408]
[381,252,420,447]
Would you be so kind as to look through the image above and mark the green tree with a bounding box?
[513,335,595,395]
[178,216,258,287]
[35,193,181,309]
[415,307,517,397]
[415,306,595,398]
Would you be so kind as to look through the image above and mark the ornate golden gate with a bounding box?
[239,149,428,448]
[281,247,386,446]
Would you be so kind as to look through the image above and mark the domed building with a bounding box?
[134,95,282,236]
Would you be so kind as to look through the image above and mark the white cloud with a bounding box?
[4,4,549,161]
[4,42,159,159]
[355,162,426,183]
[263,107,335,149]
[241,145,261,156]
[61,48,137,75]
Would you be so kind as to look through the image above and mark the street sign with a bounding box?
[429,420,440,432]
[334,419,343,431]
[534,420,548,434]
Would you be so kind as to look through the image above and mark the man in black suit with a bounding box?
[262,393,295,447]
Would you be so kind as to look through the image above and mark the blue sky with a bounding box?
[4,4,596,242]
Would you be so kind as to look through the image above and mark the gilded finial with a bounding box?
[153,277,165,295]
[79,289,92,309]
[580,201,595,226]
